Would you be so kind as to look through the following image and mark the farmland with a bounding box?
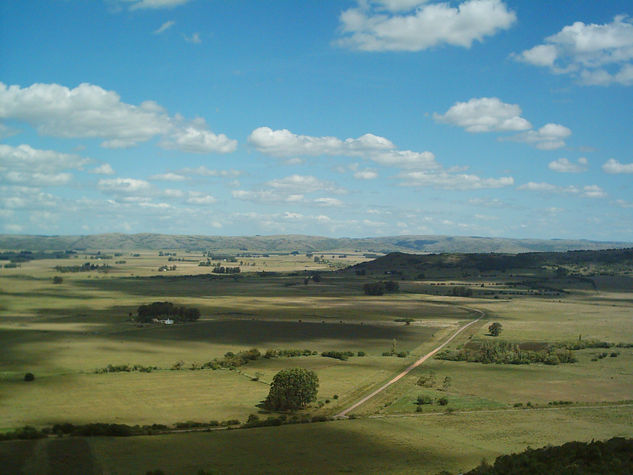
[1,247,632,474]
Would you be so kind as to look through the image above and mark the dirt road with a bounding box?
[335,307,485,418]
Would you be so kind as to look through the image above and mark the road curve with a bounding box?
[335,307,485,418]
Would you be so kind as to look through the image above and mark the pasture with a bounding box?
[1,248,632,473]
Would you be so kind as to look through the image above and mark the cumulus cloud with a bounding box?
[177,166,242,177]
[354,169,379,179]
[435,98,571,149]
[249,127,394,157]
[0,185,59,210]
[0,143,89,186]
[149,172,187,181]
[231,190,305,204]
[267,174,345,194]
[602,158,633,174]
[314,197,343,207]
[335,0,516,52]
[125,0,192,10]
[518,181,606,198]
[160,118,237,153]
[98,177,151,194]
[548,157,588,173]
[433,97,531,132]
[399,170,513,190]
[506,123,571,150]
[249,126,437,169]
[0,143,88,173]
[154,20,175,34]
[0,82,236,153]
[92,163,115,175]
[514,15,633,86]
[186,191,217,205]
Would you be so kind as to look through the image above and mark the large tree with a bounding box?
[264,368,319,411]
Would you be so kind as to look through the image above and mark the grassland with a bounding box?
[1,247,632,473]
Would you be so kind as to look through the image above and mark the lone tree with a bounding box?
[488,322,503,337]
[264,368,319,411]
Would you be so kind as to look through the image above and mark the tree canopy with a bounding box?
[264,368,319,411]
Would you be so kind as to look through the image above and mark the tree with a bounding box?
[488,322,503,337]
[384,280,399,292]
[363,282,384,296]
[264,368,319,411]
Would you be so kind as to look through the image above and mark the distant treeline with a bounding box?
[136,301,200,323]
[0,250,76,262]
[54,262,111,273]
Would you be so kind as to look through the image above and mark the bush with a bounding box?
[437,397,448,406]
[416,395,433,405]
[363,282,385,296]
[52,276,63,284]
[24,372,34,382]
[357,351,366,357]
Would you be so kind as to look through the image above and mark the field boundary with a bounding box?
[335,307,485,418]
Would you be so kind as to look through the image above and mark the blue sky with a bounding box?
[1,0,632,240]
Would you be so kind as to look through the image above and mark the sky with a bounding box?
[1,0,632,240]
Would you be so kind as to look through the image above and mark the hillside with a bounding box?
[0,233,630,254]
[347,248,633,278]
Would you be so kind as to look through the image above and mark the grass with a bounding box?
[2,405,631,474]
[1,248,632,473]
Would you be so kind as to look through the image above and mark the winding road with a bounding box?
[335,307,485,418]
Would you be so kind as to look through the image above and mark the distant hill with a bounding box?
[0,233,630,254]
[347,249,633,278]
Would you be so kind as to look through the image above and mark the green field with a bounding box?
[1,248,632,473]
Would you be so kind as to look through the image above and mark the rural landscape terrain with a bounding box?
[1,234,632,474]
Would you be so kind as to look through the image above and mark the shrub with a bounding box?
[24,373,34,382]
[357,351,366,357]
[416,395,433,405]
[437,397,448,406]
[52,276,63,284]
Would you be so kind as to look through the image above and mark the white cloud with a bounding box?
[92,163,115,175]
[232,190,305,203]
[249,127,393,157]
[514,15,633,86]
[161,118,237,153]
[186,192,217,205]
[154,20,175,34]
[267,174,345,194]
[177,166,242,177]
[433,97,531,132]
[98,177,151,194]
[0,143,88,173]
[518,181,606,198]
[507,123,571,150]
[126,0,192,10]
[336,0,516,52]
[435,98,571,149]
[0,82,236,153]
[602,158,633,174]
[548,157,588,173]
[184,32,202,44]
[399,170,513,190]
[314,197,343,207]
[354,169,378,179]
[249,126,437,169]
[149,172,187,181]
[0,186,59,209]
